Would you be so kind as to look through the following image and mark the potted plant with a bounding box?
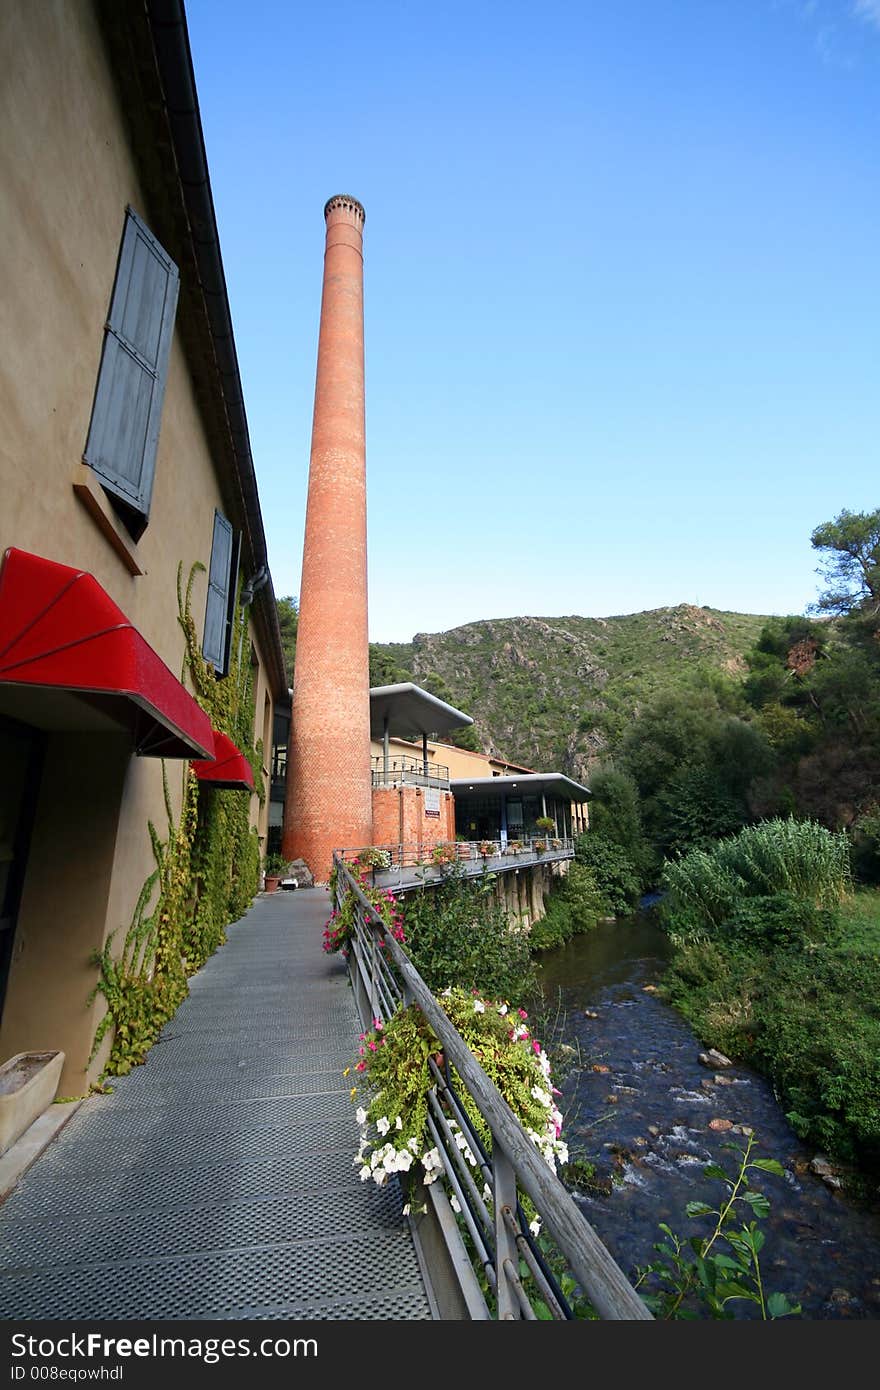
[430,842,458,869]
[478,840,497,858]
[263,852,287,892]
[535,816,555,835]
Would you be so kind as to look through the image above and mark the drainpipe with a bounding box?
[422,733,429,779]
[500,791,508,848]
[383,714,390,781]
[237,565,269,678]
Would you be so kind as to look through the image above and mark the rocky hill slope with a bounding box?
[372,605,774,781]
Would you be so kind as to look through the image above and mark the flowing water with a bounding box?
[535,909,880,1319]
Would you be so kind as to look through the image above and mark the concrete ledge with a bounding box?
[0,1101,82,1203]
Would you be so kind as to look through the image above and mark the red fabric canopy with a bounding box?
[0,547,214,759]
[191,729,254,791]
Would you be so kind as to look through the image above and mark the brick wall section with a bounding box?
[283,197,372,882]
[370,786,456,859]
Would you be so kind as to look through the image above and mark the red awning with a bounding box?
[0,548,214,759]
[191,729,254,791]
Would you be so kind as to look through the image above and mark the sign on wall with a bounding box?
[424,787,441,817]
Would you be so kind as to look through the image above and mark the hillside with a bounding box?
[371,605,776,781]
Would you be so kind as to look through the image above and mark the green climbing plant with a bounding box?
[89,561,264,1076]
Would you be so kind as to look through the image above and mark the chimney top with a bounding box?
[323,194,366,225]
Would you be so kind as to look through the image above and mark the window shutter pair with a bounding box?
[203,511,240,676]
[84,208,179,536]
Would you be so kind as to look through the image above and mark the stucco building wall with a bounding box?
[0,1,277,1093]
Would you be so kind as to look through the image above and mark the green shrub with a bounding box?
[574,834,642,915]
[661,817,852,941]
[529,863,604,953]
[749,949,880,1174]
[403,869,536,1003]
[850,808,880,886]
[662,923,880,1181]
[718,893,840,951]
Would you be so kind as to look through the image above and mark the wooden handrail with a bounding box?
[335,856,652,1321]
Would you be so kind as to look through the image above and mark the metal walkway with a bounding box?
[0,889,433,1320]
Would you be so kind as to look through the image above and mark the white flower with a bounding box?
[402,1204,411,1216]
[376,1115,391,1136]
[421,1146,444,1180]
[359,1165,371,1182]
[497,1003,509,1016]
[355,1107,368,1126]
[529,1217,541,1237]
[395,1116,403,1130]
[408,1137,421,1153]
[473,999,485,1013]
[450,1194,461,1214]
[531,1085,552,1108]
[396,1148,414,1172]
[373,1168,389,1186]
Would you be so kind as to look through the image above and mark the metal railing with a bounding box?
[371,754,450,789]
[337,836,575,892]
[333,854,651,1321]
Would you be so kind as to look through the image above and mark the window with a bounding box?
[203,510,240,676]
[83,207,179,539]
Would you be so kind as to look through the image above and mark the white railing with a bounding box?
[337,837,575,891]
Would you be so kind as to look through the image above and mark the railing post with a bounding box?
[493,1142,519,1320]
[369,924,379,1024]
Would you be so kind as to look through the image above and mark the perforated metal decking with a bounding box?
[0,889,433,1320]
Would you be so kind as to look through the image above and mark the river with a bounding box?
[534,909,880,1319]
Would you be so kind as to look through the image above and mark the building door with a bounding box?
[0,717,44,1024]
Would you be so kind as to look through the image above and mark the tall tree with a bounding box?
[277,595,298,685]
[810,508,880,628]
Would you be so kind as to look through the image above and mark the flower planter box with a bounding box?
[0,1050,65,1156]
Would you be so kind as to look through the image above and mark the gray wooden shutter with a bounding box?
[204,510,235,674]
[84,207,179,527]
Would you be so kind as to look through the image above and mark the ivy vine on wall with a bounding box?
[89,561,265,1076]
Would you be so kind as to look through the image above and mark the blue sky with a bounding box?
[185,0,880,643]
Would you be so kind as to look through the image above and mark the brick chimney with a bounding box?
[282,196,372,882]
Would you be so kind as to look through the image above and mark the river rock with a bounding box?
[699,1048,733,1069]
[709,1118,733,1132]
[591,1063,610,1073]
[714,1074,734,1085]
[809,1155,836,1179]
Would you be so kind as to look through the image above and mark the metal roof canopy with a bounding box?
[369,683,473,738]
[451,772,592,801]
